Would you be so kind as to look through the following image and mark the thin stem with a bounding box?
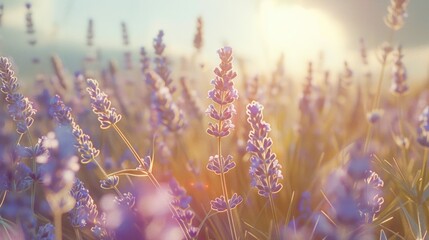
[1,222,12,240]
[147,173,191,240]
[26,133,36,216]
[364,30,395,153]
[112,123,191,240]
[419,148,429,200]
[112,124,144,166]
[0,191,7,208]
[54,212,62,240]
[268,193,280,238]
[90,156,122,196]
[74,228,82,240]
[217,100,238,240]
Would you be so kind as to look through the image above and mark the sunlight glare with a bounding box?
[258,2,346,74]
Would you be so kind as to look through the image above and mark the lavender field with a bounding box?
[0,0,428,239]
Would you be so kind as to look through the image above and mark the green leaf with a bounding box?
[107,169,149,177]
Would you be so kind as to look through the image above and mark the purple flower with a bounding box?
[169,178,200,239]
[36,223,55,240]
[206,47,238,138]
[50,95,100,164]
[206,154,236,175]
[145,71,184,131]
[417,106,429,147]
[100,175,119,190]
[115,192,136,209]
[246,101,283,197]
[210,193,243,212]
[390,45,408,95]
[0,57,36,134]
[86,78,122,129]
[69,179,99,228]
[193,17,203,51]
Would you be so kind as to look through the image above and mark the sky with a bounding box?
[0,0,428,80]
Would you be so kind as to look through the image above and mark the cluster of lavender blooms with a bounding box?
[69,179,99,228]
[322,143,384,238]
[169,179,199,239]
[0,57,36,134]
[143,31,184,132]
[25,3,36,46]
[417,106,429,148]
[193,17,203,51]
[49,94,120,189]
[86,78,122,129]
[246,101,283,197]
[153,30,175,94]
[390,45,408,95]
[179,77,203,120]
[206,47,243,211]
[145,71,185,132]
[384,0,409,30]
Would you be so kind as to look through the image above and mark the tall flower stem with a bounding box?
[268,193,280,238]
[111,123,191,240]
[419,149,429,200]
[364,31,395,152]
[54,211,62,240]
[217,126,237,240]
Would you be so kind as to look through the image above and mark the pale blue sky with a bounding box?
[1,0,428,79]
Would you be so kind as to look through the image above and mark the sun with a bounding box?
[258,1,346,74]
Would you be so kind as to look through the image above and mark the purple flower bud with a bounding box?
[206,155,236,175]
[100,175,119,189]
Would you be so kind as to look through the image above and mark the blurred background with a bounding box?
[0,0,428,81]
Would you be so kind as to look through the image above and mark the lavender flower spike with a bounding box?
[86,78,122,129]
[206,47,238,138]
[50,95,100,164]
[0,57,36,134]
[69,179,99,228]
[246,101,283,197]
[417,106,429,147]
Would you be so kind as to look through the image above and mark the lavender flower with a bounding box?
[145,71,184,131]
[91,213,116,240]
[86,78,122,129]
[298,62,314,116]
[206,47,242,223]
[246,101,283,197]
[50,95,100,164]
[69,179,99,228]
[169,178,200,238]
[115,192,136,209]
[100,175,119,190]
[390,45,408,95]
[417,106,429,147]
[0,57,36,134]
[180,77,203,120]
[384,0,409,31]
[87,18,94,46]
[153,30,175,94]
[193,17,203,51]
[207,155,235,175]
[36,223,55,240]
[358,171,384,223]
[210,193,243,212]
[206,47,238,138]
